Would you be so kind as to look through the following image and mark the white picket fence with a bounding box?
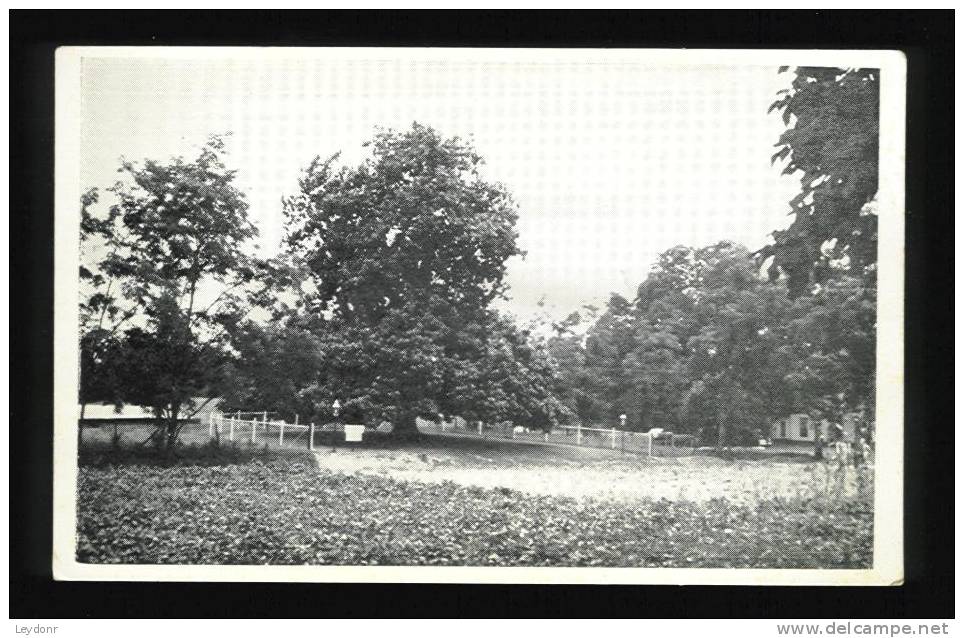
[432,420,695,457]
[209,411,319,450]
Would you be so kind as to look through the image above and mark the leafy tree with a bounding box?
[78,328,124,429]
[582,293,636,426]
[79,187,141,422]
[545,310,607,426]
[681,243,794,447]
[624,246,708,433]
[217,318,326,423]
[79,136,265,450]
[763,66,879,297]
[446,312,573,431]
[115,295,228,449]
[278,123,564,436]
[782,273,877,436]
[620,321,685,432]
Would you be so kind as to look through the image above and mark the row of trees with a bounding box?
[80,126,572,448]
[544,242,876,444]
[546,65,880,444]
[79,65,879,452]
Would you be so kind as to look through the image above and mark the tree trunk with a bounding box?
[163,403,182,456]
[392,410,423,441]
[716,411,727,451]
[78,402,87,448]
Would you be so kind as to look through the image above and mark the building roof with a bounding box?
[79,397,220,420]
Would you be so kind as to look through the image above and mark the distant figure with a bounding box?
[828,422,850,497]
[852,435,873,495]
[831,423,849,457]
[815,434,826,461]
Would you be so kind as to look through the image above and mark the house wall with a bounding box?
[188,397,222,422]
[771,413,858,443]
[79,397,221,424]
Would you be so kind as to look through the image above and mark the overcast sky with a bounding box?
[79,52,798,322]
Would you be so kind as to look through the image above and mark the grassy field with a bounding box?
[79,419,317,453]
[76,434,873,568]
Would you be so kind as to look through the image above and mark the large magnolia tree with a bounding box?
[271,124,568,435]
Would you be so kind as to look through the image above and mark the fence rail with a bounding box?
[79,410,696,458]
[423,421,697,457]
[209,412,325,450]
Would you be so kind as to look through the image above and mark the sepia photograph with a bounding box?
[52,46,905,584]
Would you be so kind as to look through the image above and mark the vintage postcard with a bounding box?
[53,46,905,584]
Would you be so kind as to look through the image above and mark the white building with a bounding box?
[79,397,221,424]
[770,413,859,443]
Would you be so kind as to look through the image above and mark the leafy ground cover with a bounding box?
[78,438,310,468]
[77,456,872,567]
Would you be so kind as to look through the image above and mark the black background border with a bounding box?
[10,9,954,619]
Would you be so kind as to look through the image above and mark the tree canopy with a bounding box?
[79,102,878,454]
[79,136,265,449]
[226,124,566,435]
[762,66,879,297]
[543,241,875,448]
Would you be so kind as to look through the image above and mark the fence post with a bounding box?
[647,432,653,457]
[611,427,616,449]
[251,418,256,444]
[309,423,315,451]
[544,431,549,442]
[229,417,235,441]
[295,414,299,426]
[279,420,285,447]
[263,411,268,429]
[577,423,582,445]
[209,412,214,437]
[478,421,483,436]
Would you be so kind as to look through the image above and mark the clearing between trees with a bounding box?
[312,433,869,505]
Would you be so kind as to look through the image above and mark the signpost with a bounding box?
[331,399,341,452]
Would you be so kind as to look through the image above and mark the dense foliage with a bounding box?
[80,70,880,450]
[79,136,268,449]
[77,458,872,568]
[761,66,879,297]
[224,124,570,434]
[545,242,876,446]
